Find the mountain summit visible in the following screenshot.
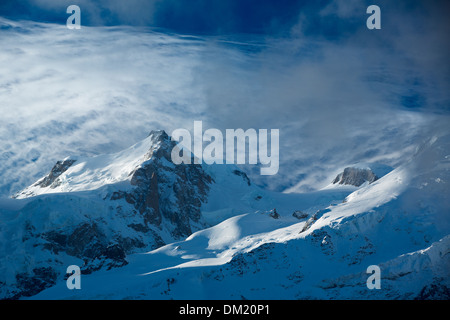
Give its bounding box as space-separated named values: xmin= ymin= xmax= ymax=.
xmin=15 ymin=130 xmax=175 ymax=198
xmin=1 ymin=130 xmax=263 ymax=299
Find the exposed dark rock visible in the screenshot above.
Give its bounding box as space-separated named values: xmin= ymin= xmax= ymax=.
xmin=42 ymin=230 xmax=68 ymax=254
xmin=41 ymin=222 xmax=129 ymax=276
xmin=127 ymin=223 xmax=150 ymax=233
xmin=292 ymin=210 xmax=308 ymax=220
xmin=299 ymin=212 xmax=319 ymax=233
xmin=227 ymin=243 xmax=277 ymax=276
xmin=14 ymin=267 xmax=57 ymax=299
xmin=269 ymin=208 xmax=280 ymax=219
xmin=22 ymin=220 xmax=36 ymax=242
xmin=416 ymin=280 xmax=450 ymax=300
xmin=232 ymin=169 xmax=251 ymax=186
xmin=66 ymin=222 xmax=105 ymax=258
xmin=310 ymin=229 xmax=335 ymax=256
xmin=111 ymin=130 xmax=213 ymax=239
xmin=332 ymin=167 xmax=378 ymax=187
xmin=37 ymin=159 xmax=76 ymax=188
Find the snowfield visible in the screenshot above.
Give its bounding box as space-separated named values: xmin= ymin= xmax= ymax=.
xmin=0 ymin=131 xmax=446 ymax=300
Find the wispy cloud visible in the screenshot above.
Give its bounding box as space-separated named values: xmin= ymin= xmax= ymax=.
xmin=0 ymin=1 xmax=449 ymax=195
xmin=0 ymin=19 xmax=209 ymax=195
xmin=187 ymin=0 xmax=450 ymax=191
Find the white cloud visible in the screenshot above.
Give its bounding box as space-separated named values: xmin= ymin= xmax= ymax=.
xmin=0 ymin=19 xmax=208 ymax=195
xmin=0 ymin=16 xmax=447 ymax=196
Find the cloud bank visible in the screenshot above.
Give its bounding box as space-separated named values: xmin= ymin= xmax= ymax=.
xmin=0 ymin=1 xmax=449 ymax=195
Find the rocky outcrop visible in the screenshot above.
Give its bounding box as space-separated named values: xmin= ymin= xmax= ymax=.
xmin=332 ymin=167 xmax=378 ymax=187
xmin=12 ymin=267 xmax=57 ymax=300
xmin=36 ymin=159 xmax=76 ymax=188
xmin=292 ymin=210 xmax=308 ymax=220
xmin=232 ymin=169 xmax=251 ymax=186
xmin=43 ymin=223 xmax=129 ymax=272
xmin=110 ymin=130 xmax=213 ymax=239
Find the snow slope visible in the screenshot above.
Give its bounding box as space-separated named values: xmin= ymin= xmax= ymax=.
xmin=14 ymin=132 xmax=170 ymax=198
xmin=26 ymin=133 xmax=450 ymax=300
xmin=1 ymin=130 xmax=277 ymax=299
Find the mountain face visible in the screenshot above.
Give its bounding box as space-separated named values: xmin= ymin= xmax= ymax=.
xmin=1 ymin=131 xmax=449 ymax=300
xmin=0 ymin=130 xmax=262 ymax=299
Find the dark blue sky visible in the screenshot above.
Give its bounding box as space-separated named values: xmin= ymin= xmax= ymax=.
xmin=1 ymin=0 xmax=449 ymax=114
xmin=1 ymin=0 xmax=447 ymax=38
xmin=0 ymin=0 xmax=333 ymax=35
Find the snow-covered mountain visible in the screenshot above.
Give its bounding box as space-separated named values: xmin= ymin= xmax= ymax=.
xmin=1 ymin=131 xmax=449 ymax=300
xmin=0 ymin=130 xmax=270 ymax=299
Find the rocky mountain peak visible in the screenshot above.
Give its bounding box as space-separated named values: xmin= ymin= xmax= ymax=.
xmin=144 ymin=130 xmax=174 ymax=162
xmin=148 ymin=129 xmax=169 ymax=140
xmin=2 ymin=129 xmax=263 ymax=299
